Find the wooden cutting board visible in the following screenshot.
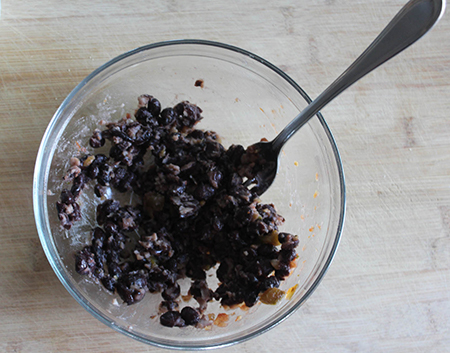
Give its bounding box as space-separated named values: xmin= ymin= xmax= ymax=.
xmin=1 ymin=1 xmax=449 ymax=352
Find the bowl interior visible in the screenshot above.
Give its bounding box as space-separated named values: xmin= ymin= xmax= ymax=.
xmin=34 ymin=41 xmax=344 ymax=349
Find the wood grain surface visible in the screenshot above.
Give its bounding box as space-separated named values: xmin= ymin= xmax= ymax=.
xmin=1 ymin=0 xmax=449 ymax=352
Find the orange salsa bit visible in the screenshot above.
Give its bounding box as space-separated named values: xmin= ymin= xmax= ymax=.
xmin=214 ymin=313 xmax=229 ymax=327
xmin=286 ymin=284 xmax=299 ymax=300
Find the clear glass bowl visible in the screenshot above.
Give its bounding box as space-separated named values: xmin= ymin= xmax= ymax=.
xmin=33 ymin=40 xmax=345 ymax=350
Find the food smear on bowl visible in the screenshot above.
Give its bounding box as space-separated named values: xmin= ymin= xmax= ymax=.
xmin=194 ymin=79 xmax=204 ymax=88
xmin=285 ymin=284 xmax=299 ymax=300
xmin=56 ymin=94 xmax=300 ymax=328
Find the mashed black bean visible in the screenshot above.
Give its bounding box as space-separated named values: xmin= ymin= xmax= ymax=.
xmin=57 ymin=95 xmax=299 ymax=328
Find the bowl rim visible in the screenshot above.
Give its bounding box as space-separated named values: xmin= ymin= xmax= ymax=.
xmin=33 ymin=39 xmax=346 ymax=350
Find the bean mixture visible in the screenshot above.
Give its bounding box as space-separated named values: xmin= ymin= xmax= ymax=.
xmin=57 ymin=95 xmax=299 ymax=328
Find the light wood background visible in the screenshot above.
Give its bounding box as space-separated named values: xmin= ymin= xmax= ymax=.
xmin=1 ymin=0 xmax=449 ymax=352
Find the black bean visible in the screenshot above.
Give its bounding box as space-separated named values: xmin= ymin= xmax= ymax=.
xmin=180 ymin=306 xmax=200 ymax=325
xmin=92 ymin=244 xmax=105 ymax=265
xmin=160 ymin=311 xmax=185 ymax=328
xmin=260 ymin=258 xmax=274 ymax=277
xmin=117 ymin=206 xmax=141 ymax=231
xmin=188 ymin=129 xmax=204 ymax=139
xmin=207 ymin=168 xmax=223 ymax=189
xmin=240 ymin=247 xmax=258 ymax=262
xmin=217 ymin=258 xmax=233 ymax=282
xmin=280 ymin=248 xmax=296 ymax=262
xmin=117 ymin=171 xmax=135 ymax=193
xmin=106 ymin=249 xmax=120 ymax=264
xmin=108 ymin=262 xmax=122 ymax=277
xmin=244 ymin=291 xmax=259 ymax=307
xmin=70 ymin=202 xmax=81 ymax=222
xmin=120 ymin=262 xmax=131 ymax=273
xmin=90 ymin=129 xmax=105 ymax=148
xmin=186 ymin=264 xmax=206 ymax=280
xmin=87 ymin=165 xmax=99 ymax=179
xmin=75 ymin=247 xmax=96 ymax=275
xmin=94 ymin=184 xmax=106 ymax=198
xmin=204 ymin=141 xmax=225 ymax=159
xmin=147 ymin=96 xmax=161 ymax=116
xmin=93 ymin=267 xmax=105 ymax=279
xmin=275 ymin=262 xmax=291 ymax=280
xmin=60 ymin=189 xmax=74 ymax=204
xmin=116 ymin=283 xmax=146 ymax=305
xmin=71 ymin=173 xmax=87 ymax=198
xmin=109 ymin=144 xmax=122 ymax=161
xmin=194 ymin=184 xmax=215 ymax=201
xmin=97 ymin=164 xmax=112 ymax=186
xmin=162 ymin=283 xmax=181 ymax=301
xmin=281 ymin=235 xmax=299 ymax=250
xmin=173 ymin=101 xmax=202 ymax=128
xmin=257 ymin=244 xmax=278 ymax=258
xmin=56 ymin=201 xmax=65 ymax=214
xmin=92 ymin=227 xmax=106 ymax=243
xmin=104 ymin=219 xmax=120 ymax=235
xmin=278 ymin=232 xmax=289 ymax=243
xmin=229 ymin=173 xmax=243 ymax=187
xmin=135 ymin=107 xmax=156 ymax=126
xmin=246 ymin=260 xmax=263 ymax=277
xmin=259 ymin=276 xmax=280 ymax=291
xmin=95 ymin=154 xmax=108 ymax=164
xmin=101 ymin=275 xmax=116 ymax=292
xmin=96 ymin=200 xmax=120 ymax=225
xmin=113 ymin=166 xmax=127 ymax=180
xmin=58 ymin=212 xmax=71 ymax=230
xmin=242 ymin=271 xmax=259 ymax=286
xmin=158 ymin=107 xmax=177 ymax=126
xmin=212 ymin=216 xmax=223 ymax=232
xmin=190 ymin=280 xmax=213 ymax=303
xmin=226 ymin=144 xmax=245 ymax=166
xmin=170 ymin=193 xmax=200 ymax=218
xmin=234 ymin=206 xmax=253 ymax=226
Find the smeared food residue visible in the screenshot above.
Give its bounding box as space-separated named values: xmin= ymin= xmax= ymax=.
xmin=195 ymin=79 xmax=204 ymax=88
xmin=214 ymin=313 xmax=229 ymax=327
xmin=286 ymin=284 xmax=299 ymax=300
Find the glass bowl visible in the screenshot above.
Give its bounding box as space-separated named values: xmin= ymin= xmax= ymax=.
xmin=33 ymin=40 xmax=345 ymax=350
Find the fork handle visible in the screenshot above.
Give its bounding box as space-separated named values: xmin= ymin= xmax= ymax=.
xmin=272 ymin=0 xmax=445 ymax=152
